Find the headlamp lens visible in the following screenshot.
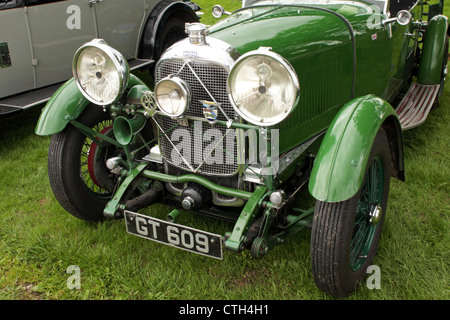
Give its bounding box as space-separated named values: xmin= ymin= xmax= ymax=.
xmin=155 ymin=77 xmax=190 ymax=117
xmin=73 ymin=40 xmax=129 ymax=105
xmin=228 ymin=49 xmax=299 ymax=126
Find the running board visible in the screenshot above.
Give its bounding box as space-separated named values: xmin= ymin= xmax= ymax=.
xmin=0 ymin=83 xmax=63 ymax=116
xmin=395 ymin=83 xmax=440 ymax=130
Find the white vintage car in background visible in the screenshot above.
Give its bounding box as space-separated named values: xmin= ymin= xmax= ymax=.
xmin=0 ymin=0 xmax=200 ymax=116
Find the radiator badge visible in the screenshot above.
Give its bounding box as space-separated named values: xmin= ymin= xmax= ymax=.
xmin=201 ymin=100 xmax=220 ymax=123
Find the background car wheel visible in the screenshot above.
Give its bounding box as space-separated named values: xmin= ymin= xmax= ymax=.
xmin=154 ymin=17 xmax=189 ymax=62
xmin=310 ymin=128 xmax=391 ymax=297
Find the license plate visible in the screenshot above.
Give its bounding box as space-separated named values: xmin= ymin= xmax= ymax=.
xmin=124 ymin=211 xmax=223 ymax=260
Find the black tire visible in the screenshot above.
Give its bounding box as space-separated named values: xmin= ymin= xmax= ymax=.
xmin=48 ymin=106 xmax=155 ymax=222
xmin=48 ymin=106 xmax=117 ymax=222
xmin=310 ymin=128 xmax=391 ymax=297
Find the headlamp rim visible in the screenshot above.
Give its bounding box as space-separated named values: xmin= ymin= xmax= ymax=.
xmin=154 ymin=76 xmax=191 ymax=118
xmin=73 ymin=39 xmax=130 ymax=106
xmin=227 ymin=48 xmax=300 ymax=127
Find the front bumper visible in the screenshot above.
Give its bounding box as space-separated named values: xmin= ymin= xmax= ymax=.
xmin=103 ymin=161 xmax=313 ymax=259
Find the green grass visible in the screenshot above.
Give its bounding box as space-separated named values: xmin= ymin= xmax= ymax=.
xmin=0 ymin=0 xmax=448 ymax=301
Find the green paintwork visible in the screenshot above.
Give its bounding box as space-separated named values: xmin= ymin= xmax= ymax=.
xmin=103 ymin=162 xmax=148 ymax=219
xmin=208 ymin=1 xmax=409 ymax=203
xmin=428 ymin=0 xmax=445 ymax=20
xmin=113 ymin=114 xmax=147 ymax=146
xmin=35 ymin=74 xmax=149 ymax=136
xmin=127 ymin=84 xmax=150 ymax=101
xmin=210 ymin=3 xmax=354 ymax=152
xmin=166 ymin=209 xmax=180 ymax=223
xmin=139 ymin=169 xmax=254 ymax=200
xmin=283 ymin=208 xmax=314 ymax=237
xmin=417 ymin=14 xmax=449 ymax=85
xmin=224 ymin=185 xmax=268 ymax=252
xmin=308 ymin=94 xmax=400 ymax=202
xmin=209 ymin=0 xmax=409 ymax=154
xmin=70 ymin=118 xmax=122 ymax=148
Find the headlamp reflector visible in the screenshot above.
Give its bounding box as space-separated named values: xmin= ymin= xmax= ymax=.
xmin=154 ymin=76 xmax=191 ymax=118
xmin=228 ymin=49 xmax=299 ymax=126
xmin=73 ymin=39 xmax=129 ymax=105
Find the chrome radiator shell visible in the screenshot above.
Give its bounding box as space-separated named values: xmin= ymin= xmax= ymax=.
xmin=154 ymin=36 xmax=242 ymax=176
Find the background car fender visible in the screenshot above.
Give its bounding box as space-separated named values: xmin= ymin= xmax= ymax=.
xmin=308 ymin=94 xmax=404 ymax=203
xmin=35 ymin=74 xmax=149 ymax=136
xmin=417 ymin=14 xmax=449 ymax=85
xmin=138 ymin=0 xmax=200 ymax=61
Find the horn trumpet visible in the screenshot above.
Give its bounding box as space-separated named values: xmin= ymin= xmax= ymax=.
xmin=113 ymin=115 xmax=147 ymax=146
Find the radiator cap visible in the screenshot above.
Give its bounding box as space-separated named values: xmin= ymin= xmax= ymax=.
xmin=185 ymin=23 xmax=208 ymax=45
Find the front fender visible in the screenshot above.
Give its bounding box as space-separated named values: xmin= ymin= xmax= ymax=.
xmin=35 ymin=74 xmax=148 ymax=136
xmin=308 ymin=95 xmax=403 ymax=202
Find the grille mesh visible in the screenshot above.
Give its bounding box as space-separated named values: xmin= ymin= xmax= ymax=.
xmin=155 ymin=59 xmax=238 ymax=176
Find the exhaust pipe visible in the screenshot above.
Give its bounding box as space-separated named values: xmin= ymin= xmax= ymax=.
xmin=166 ymin=209 xmax=180 ymax=223
xmin=125 ymin=188 xmax=161 ymax=212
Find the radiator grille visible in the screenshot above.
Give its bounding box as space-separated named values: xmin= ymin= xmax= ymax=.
xmin=155 ymin=59 xmax=239 ymax=176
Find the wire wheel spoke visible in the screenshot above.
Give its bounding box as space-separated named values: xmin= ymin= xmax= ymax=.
xmin=79 ymin=119 xmax=114 ymax=196
xmin=350 ymin=155 xmax=384 ymax=270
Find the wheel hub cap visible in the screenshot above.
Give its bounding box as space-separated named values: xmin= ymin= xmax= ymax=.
xmin=369 ymin=204 xmax=382 ymax=226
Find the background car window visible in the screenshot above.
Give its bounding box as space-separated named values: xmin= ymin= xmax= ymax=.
xmin=0 ymin=0 xmax=21 ymax=10
xmin=23 ymin=0 xmax=60 ymax=5
xmin=23 ymin=0 xmax=39 ymax=5
xmin=0 ymin=0 xmax=63 ymax=9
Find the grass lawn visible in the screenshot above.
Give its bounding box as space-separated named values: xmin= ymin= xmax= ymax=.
xmin=0 ymin=0 xmax=448 ymax=303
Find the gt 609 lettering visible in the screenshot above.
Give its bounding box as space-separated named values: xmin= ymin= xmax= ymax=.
xmin=125 ymin=211 xmax=223 ymax=259
xmin=167 ymin=226 xmax=210 ymax=253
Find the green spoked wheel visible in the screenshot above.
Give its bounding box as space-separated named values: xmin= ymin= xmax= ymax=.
xmin=310 ymin=128 xmax=391 ymax=297
xmin=350 ymin=155 xmax=385 ymax=271
xmin=48 ymin=106 xmax=120 ymax=221
xmin=48 ymin=105 xmax=153 ymax=222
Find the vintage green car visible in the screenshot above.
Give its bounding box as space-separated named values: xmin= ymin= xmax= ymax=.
xmin=35 ymin=0 xmax=448 ymax=297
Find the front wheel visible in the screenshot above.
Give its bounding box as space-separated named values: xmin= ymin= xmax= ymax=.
xmin=47 ymin=106 xmax=153 ymax=222
xmin=48 ymin=106 xmax=118 ymax=221
xmin=310 ymin=128 xmax=391 ymax=297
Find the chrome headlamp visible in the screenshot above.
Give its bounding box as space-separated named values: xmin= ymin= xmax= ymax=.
xmin=154 ymin=76 xmax=191 ymax=118
xmin=228 ymin=48 xmax=300 ymax=126
xmin=73 ymin=39 xmax=129 ymax=105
